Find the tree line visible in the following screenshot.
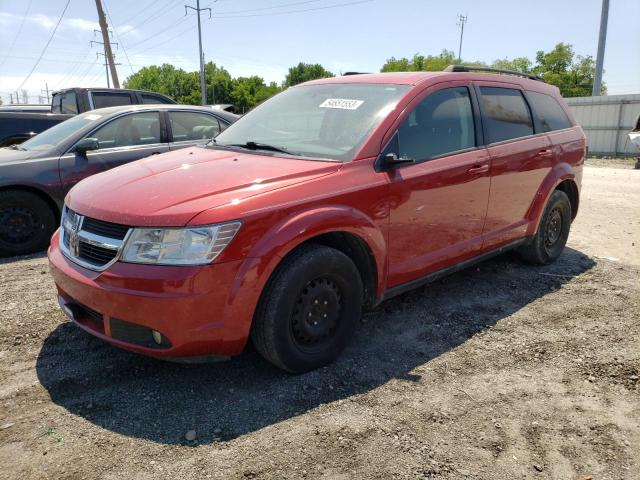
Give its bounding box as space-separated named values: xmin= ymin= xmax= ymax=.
xmin=123 ymin=43 xmax=603 ymax=110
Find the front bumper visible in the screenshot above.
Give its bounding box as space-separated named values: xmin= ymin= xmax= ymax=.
xmin=48 ymin=229 xmax=251 ymax=358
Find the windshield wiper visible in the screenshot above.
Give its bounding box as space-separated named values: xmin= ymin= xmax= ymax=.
xmin=219 ymin=140 xmax=299 ymax=156
xmin=8 ymin=144 xmax=25 ymax=151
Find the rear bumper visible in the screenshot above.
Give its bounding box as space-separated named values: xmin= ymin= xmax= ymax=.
xmin=48 ymin=229 xmax=254 ymax=358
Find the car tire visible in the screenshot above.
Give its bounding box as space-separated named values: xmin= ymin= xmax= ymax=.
xmin=251 ymin=243 xmax=363 ymax=373
xmin=0 ymin=190 xmax=57 ymax=257
xmin=519 ymin=189 xmax=572 ymax=265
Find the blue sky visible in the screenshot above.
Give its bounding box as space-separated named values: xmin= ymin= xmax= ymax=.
xmin=0 ymin=0 xmax=638 ymax=104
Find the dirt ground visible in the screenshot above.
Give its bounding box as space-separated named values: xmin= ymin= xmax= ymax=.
xmin=0 ymin=165 xmax=638 ymax=480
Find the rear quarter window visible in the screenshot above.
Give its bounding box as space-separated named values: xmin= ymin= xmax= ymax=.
xmin=527 ymin=91 xmax=572 ymax=132
xmin=479 ymin=87 xmax=534 ymax=143
xmin=91 ymin=92 xmax=134 ymax=109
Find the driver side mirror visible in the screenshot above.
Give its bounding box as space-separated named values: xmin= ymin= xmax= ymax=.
xmin=75 ymin=137 xmax=99 ymax=155
xmin=376 ymin=133 xmax=414 ymax=171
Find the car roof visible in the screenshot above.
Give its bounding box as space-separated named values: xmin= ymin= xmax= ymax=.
xmin=301 ymin=71 xmax=560 ymax=95
xmin=81 ymin=104 xmax=240 ymax=121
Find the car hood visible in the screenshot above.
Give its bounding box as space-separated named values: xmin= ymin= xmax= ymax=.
xmin=67 ymin=147 xmax=341 ymax=226
xmin=0 ymin=147 xmax=39 ymax=164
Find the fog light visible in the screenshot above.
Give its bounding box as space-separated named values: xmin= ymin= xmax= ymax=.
xmin=151 ymin=330 xmax=163 ymax=345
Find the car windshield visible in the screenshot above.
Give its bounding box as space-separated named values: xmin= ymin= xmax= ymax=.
xmin=213 ymin=83 xmax=410 ymax=161
xmin=19 ymin=112 xmax=104 ymax=152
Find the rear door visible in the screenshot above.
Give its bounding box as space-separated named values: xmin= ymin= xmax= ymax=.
xmin=475 ymin=82 xmax=553 ymax=249
xmin=386 ymin=83 xmax=491 ymax=287
xmin=58 ymin=111 xmax=169 ymax=192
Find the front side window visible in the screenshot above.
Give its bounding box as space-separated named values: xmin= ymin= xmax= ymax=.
xmin=479 ymin=87 xmax=534 ymax=143
xmin=20 ymin=112 xmax=102 ymax=151
xmin=91 ymin=92 xmax=133 ymax=109
xmin=169 ymin=112 xmax=221 ymax=141
xmin=214 ymin=83 xmax=410 ymax=161
xmin=60 ymin=91 xmax=78 ymax=114
xmin=89 ymin=112 xmax=161 ymax=149
xmin=398 ymin=87 xmax=475 ymax=161
xmin=527 ymin=91 xmax=572 ymax=132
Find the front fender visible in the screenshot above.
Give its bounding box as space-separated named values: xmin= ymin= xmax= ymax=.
xmin=525 ymin=162 xmax=576 ymax=236
xmin=218 ymin=205 xmax=387 ymax=352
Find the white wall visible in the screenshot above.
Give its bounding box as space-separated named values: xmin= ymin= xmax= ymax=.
xmin=566 ymin=94 xmax=640 ymax=157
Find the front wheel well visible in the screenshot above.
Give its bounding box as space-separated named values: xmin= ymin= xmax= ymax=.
xmin=294 ymin=232 xmax=378 ymax=310
xmin=554 ymin=179 xmax=579 ymax=221
xmin=0 ymin=185 xmax=61 ymax=225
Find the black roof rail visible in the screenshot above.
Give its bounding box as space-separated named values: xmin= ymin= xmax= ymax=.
xmin=443 ymin=64 xmax=545 ymax=82
xmin=343 ymin=71 xmax=369 ymax=76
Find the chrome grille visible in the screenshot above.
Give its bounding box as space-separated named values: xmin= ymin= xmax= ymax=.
xmin=60 ymin=206 xmax=130 ymax=271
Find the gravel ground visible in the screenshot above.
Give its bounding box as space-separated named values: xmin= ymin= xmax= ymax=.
xmin=0 ymin=165 xmax=638 ymax=480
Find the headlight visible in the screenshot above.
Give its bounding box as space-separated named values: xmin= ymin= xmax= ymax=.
xmin=120 ymin=221 xmax=241 ymax=265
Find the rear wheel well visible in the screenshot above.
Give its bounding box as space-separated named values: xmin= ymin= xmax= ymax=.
xmin=0 ymin=185 xmax=60 ymax=225
xmin=296 ymin=232 xmax=378 ymax=310
xmin=555 ymin=180 xmax=579 ymax=220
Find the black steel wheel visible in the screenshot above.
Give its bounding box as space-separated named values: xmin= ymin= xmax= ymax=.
xmin=251 ymin=244 xmax=363 ymax=373
xmin=0 ymin=190 xmax=57 ymax=257
xmin=519 ymin=189 xmax=572 ymax=265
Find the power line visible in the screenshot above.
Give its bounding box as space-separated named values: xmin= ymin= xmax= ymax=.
xmin=213 ymin=0 xmax=375 ymax=18
xmin=0 ymin=0 xmax=34 ymax=69
xmin=16 ymin=0 xmax=71 ymax=91
xmin=215 ymin=0 xmax=322 ymax=15
xmin=103 ymin=0 xmax=135 ymax=75
xmin=119 ymin=0 xmax=178 ymax=37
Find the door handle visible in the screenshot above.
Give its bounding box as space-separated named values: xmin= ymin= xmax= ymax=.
xmin=467 ymin=164 xmax=490 ymax=174
xmin=536 ymin=149 xmax=553 ymax=158
xmin=150 ymin=152 xmax=161 ymax=155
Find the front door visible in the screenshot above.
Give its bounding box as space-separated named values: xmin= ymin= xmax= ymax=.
xmin=386 ymin=84 xmax=491 ymax=288
xmin=59 ymin=111 xmax=169 ymax=193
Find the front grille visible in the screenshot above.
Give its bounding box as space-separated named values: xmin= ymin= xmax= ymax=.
xmin=60 ymin=206 xmax=130 ymax=271
xmin=78 ymin=242 xmax=118 ymax=265
xmin=82 ymin=217 xmax=129 ymax=240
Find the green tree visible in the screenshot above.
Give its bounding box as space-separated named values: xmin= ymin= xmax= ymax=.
xmin=532 ymin=43 xmax=604 ymax=96
xmin=381 ymin=50 xmax=481 ymax=72
xmin=123 ymin=64 xmax=200 ymax=104
xmin=284 ymin=62 xmax=333 ymax=87
xmin=491 ymin=57 xmax=533 ymax=73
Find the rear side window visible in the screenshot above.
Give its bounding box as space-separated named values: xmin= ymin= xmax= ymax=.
xmin=60 ymin=91 xmax=78 ymax=114
xmin=141 ymin=93 xmax=173 ymax=104
xmin=398 ymin=86 xmax=475 ymax=161
xmin=91 ymin=92 xmax=134 ymax=109
xmin=89 ymin=112 xmax=161 ymax=149
xmin=479 ymin=87 xmax=533 ymax=143
xmin=169 ymin=111 xmax=221 ymax=141
xmin=527 ymin=91 xmax=571 ymax=132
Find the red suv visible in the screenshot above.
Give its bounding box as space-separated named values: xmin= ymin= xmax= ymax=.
xmin=48 ymin=67 xmax=585 ymax=372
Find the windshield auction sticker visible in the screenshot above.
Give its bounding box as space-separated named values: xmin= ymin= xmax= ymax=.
xmin=319 ymin=98 xmax=364 ymax=110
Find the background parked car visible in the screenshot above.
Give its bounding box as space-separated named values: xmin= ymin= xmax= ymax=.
xmin=0 ymin=87 xmax=176 ymax=148
xmin=0 ymin=104 xmax=238 ymax=257
xmin=0 ymin=104 xmax=51 ymax=113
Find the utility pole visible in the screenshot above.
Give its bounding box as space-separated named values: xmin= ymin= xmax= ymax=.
xmin=94 ymin=0 xmax=120 ymax=88
xmin=41 ymin=82 xmax=50 ymax=103
xmin=92 ymin=34 xmax=119 ymax=88
xmin=185 ymin=0 xmax=211 ymax=105
xmin=456 ymin=14 xmax=468 ymax=64
xmin=592 ymin=0 xmax=609 ymax=96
